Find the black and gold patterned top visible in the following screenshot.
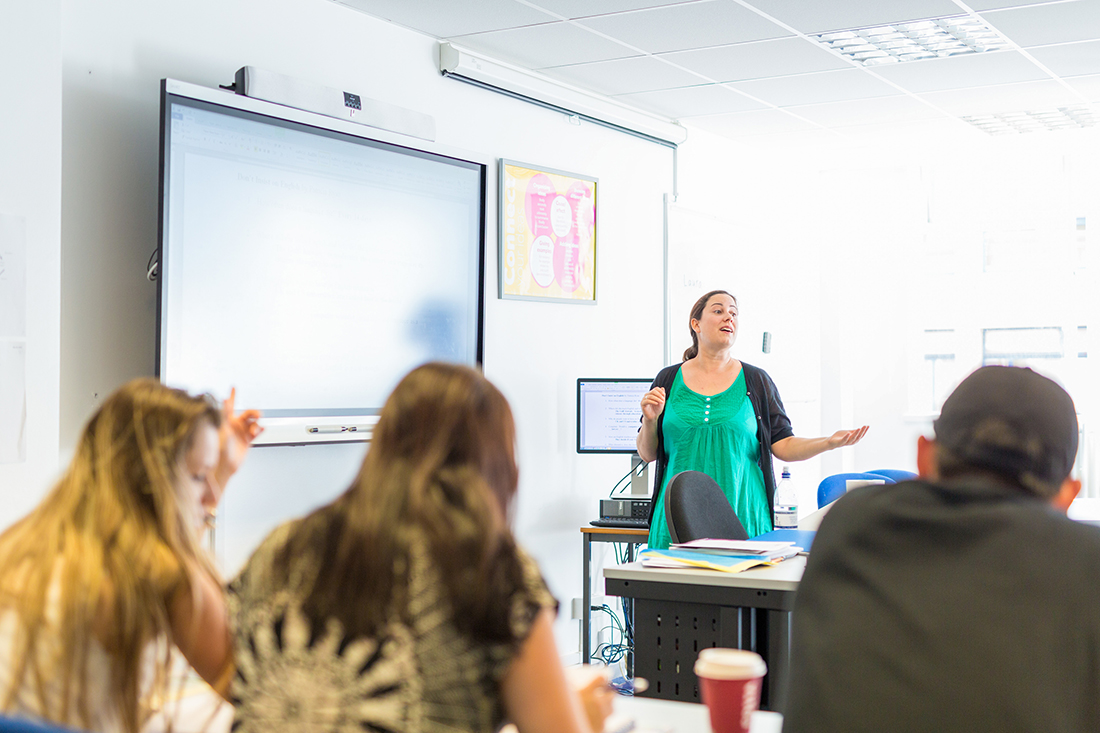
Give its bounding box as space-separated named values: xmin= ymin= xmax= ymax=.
xmin=227 ymin=521 xmax=556 ymax=733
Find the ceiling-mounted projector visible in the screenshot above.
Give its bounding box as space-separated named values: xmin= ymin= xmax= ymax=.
xmin=231 ymin=66 xmax=436 ymax=141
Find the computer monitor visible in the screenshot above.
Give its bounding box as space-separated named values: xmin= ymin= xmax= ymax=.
xmin=577 ymin=378 xmax=652 ymax=495
xmin=576 ymin=378 xmax=651 ymax=453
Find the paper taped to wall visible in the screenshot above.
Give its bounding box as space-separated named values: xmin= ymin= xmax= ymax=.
xmin=0 ymin=340 xmax=26 ymax=464
xmin=0 ymin=213 xmax=27 ymax=463
xmin=0 ymin=214 xmax=27 ymax=339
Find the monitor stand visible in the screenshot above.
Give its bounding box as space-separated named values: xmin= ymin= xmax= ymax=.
xmin=630 ymin=453 xmax=650 ymax=496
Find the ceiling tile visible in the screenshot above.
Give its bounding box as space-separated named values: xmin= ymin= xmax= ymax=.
xmin=828 ymin=117 xmax=974 ymax=146
xmin=786 ymin=95 xmax=943 ymax=127
xmin=541 ymin=55 xmax=708 ymax=95
xmin=732 ymin=127 xmax=846 ymax=148
xmin=660 ymin=36 xmax=850 ymax=82
xmin=729 ymin=68 xmax=899 ymax=107
xmin=455 ymin=22 xmax=638 ymax=68
xmin=966 ymin=0 xmax=1064 ymax=10
xmin=576 ymin=0 xmax=791 ymax=54
xmin=1063 ymin=73 xmax=1100 ymax=101
xmin=530 ymin=0 xmax=700 ymax=19
xmin=331 ymin=0 xmax=558 ymax=36
xmin=614 ymin=84 xmax=768 ymax=117
xmin=918 ymin=79 xmax=1086 ymax=116
xmin=871 ymin=51 xmax=1050 ymax=93
xmin=981 ymin=1 xmax=1100 ymax=47
xmin=744 ymin=0 xmax=962 ymax=34
xmin=1028 ymin=40 xmax=1100 ymax=78
xmin=684 ymin=108 xmax=821 ymax=137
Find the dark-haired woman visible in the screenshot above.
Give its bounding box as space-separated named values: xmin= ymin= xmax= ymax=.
xmin=637 ymin=291 xmax=868 ymax=549
xmin=228 ymin=362 xmax=610 ymax=733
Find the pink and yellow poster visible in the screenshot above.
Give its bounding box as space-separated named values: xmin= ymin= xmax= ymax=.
xmin=499 ymin=160 xmax=597 ymax=303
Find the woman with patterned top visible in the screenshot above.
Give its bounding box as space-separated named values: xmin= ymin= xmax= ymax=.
xmin=637 ymin=290 xmax=869 ymax=549
xmin=228 ymin=362 xmax=612 ymax=733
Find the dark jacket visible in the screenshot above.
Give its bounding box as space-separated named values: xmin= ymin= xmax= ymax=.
xmin=784 ymin=477 xmax=1100 ymax=732
xmin=644 ymin=361 xmax=794 ymax=524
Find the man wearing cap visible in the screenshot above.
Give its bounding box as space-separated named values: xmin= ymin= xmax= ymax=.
xmin=783 ymin=366 xmax=1097 ymax=733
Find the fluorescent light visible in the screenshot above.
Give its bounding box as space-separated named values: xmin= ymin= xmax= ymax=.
xmin=962 ymin=104 xmax=1099 ymax=135
xmin=813 ymin=15 xmax=1009 ymax=66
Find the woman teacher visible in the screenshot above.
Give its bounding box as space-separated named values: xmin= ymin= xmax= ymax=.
xmin=637 ymin=290 xmax=868 ymax=549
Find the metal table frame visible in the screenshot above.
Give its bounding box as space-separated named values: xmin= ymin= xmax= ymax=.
xmin=581 ymin=527 xmax=648 ymax=663
xmin=604 ymin=557 xmax=804 ymax=711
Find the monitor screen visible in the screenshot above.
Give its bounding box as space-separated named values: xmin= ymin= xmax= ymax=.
xmin=156 ymin=80 xmax=485 ymax=434
xmin=577 ymin=378 xmax=651 ymax=453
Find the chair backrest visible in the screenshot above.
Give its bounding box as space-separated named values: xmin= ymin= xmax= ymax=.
xmin=816 ymin=472 xmax=896 ymax=510
xmin=664 ymin=470 xmax=748 ymax=543
xmin=867 ymin=468 xmax=918 ymax=483
xmin=0 ymin=716 xmax=86 ymax=733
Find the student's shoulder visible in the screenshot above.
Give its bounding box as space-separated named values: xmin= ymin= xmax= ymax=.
xmin=809 ymin=482 xmax=913 ymax=552
xmin=820 ymin=480 xmax=904 ymax=524
xmin=1044 ymin=509 xmax=1100 ymax=554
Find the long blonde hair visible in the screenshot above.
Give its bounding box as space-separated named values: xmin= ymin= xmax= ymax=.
xmin=0 ymin=378 xmax=222 ymax=733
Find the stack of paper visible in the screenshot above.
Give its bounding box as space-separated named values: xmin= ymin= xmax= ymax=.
xmin=640 ymin=540 xmax=800 ymax=573
xmin=670 ymin=539 xmax=798 ymax=555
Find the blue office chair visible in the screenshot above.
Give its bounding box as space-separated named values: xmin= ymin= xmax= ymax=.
xmin=816 ymin=472 xmax=895 ymax=510
xmin=664 ymin=470 xmax=748 ymax=543
xmin=0 ymin=715 xmax=87 ymax=733
xmin=868 ymin=468 xmax=918 ymax=483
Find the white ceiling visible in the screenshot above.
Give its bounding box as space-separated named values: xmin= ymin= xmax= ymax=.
xmin=331 ymin=0 xmax=1100 ymax=143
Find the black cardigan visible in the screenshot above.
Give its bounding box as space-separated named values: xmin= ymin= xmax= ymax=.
xmin=643 ymin=361 xmax=794 ymax=525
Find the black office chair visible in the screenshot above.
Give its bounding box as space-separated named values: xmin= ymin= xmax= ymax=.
xmin=664 ymin=470 xmax=748 ymax=543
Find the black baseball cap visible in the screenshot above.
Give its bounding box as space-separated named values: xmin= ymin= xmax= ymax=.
xmin=933 ymin=366 xmax=1079 ymax=497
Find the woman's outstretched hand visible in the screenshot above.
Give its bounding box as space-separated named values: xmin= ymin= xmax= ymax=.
xmin=826 ymin=425 xmax=869 ymax=449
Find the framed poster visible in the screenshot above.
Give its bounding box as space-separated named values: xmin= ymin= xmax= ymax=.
xmin=499 ymin=159 xmax=598 ymax=304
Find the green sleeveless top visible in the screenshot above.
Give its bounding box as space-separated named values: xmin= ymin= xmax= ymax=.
xmin=647 ymin=368 xmax=772 ymax=550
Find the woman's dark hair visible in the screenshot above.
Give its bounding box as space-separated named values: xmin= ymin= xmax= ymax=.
xmin=683 ymin=290 xmax=736 ymax=361
xmin=280 ymin=362 xmax=525 ymax=643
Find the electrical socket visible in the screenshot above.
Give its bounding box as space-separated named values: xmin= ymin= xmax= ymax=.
xmin=571 ymin=597 xmax=584 ymax=620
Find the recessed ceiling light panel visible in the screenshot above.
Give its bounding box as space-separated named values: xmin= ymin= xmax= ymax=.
xmin=962 ymin=104 xmax=1099 ymax=135
xmin=813 ymin=16 xmax=1009 ymax=67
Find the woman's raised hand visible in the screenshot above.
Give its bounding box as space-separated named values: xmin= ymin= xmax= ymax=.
xmin=640 ymin=386 xmax=667 ymax=422
xmin=214 ymin=388 xmax=263 ymax=490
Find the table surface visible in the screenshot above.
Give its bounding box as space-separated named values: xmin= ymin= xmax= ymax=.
xmin=611 ymin=695 xmax=783 ymax=733
xmin=604 ymin=556 xmax=805 ymax=591
xmin=582 ymin=526 xmax=651 ymax=537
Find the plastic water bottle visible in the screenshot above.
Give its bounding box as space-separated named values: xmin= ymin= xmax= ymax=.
xmin=773 ymin=466 xmax=798 ymax=530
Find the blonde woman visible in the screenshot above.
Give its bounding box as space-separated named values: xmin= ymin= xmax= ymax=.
xmin=0 ymin=378 xmax=261 ymax=732
xmin=229 ymin=363 xmax=611 ymax=733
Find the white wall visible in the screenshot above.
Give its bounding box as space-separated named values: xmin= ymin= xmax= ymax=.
xmin=56 ymin=0 xmax=671 ymax=657
xmin=676 ymin=123 xmax=1100 ymax=511
xmin=0 ymin=1 xmax=62 ymax=528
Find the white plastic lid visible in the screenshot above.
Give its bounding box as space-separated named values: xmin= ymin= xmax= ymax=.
xmin=694 ymin=648 xmax=767 ymax=680
xmin=781 ymin=466 xmax=791 ymax=478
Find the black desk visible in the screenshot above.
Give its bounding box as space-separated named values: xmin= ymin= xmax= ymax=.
xmin=604 ymin=557 xmax=804 ymax=711
xmin=581 ymin=526 xmax=648 ymax=662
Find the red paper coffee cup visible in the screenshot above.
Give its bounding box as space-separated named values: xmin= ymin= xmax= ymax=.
xmin=694 ymin=649 xmax=767 ymax=733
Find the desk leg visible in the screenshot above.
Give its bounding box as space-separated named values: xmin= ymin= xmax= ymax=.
xmin=765 ymin=609 xmax=791 ymax=713
xmin=582 ymin=534 xmax=592 ymax=663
